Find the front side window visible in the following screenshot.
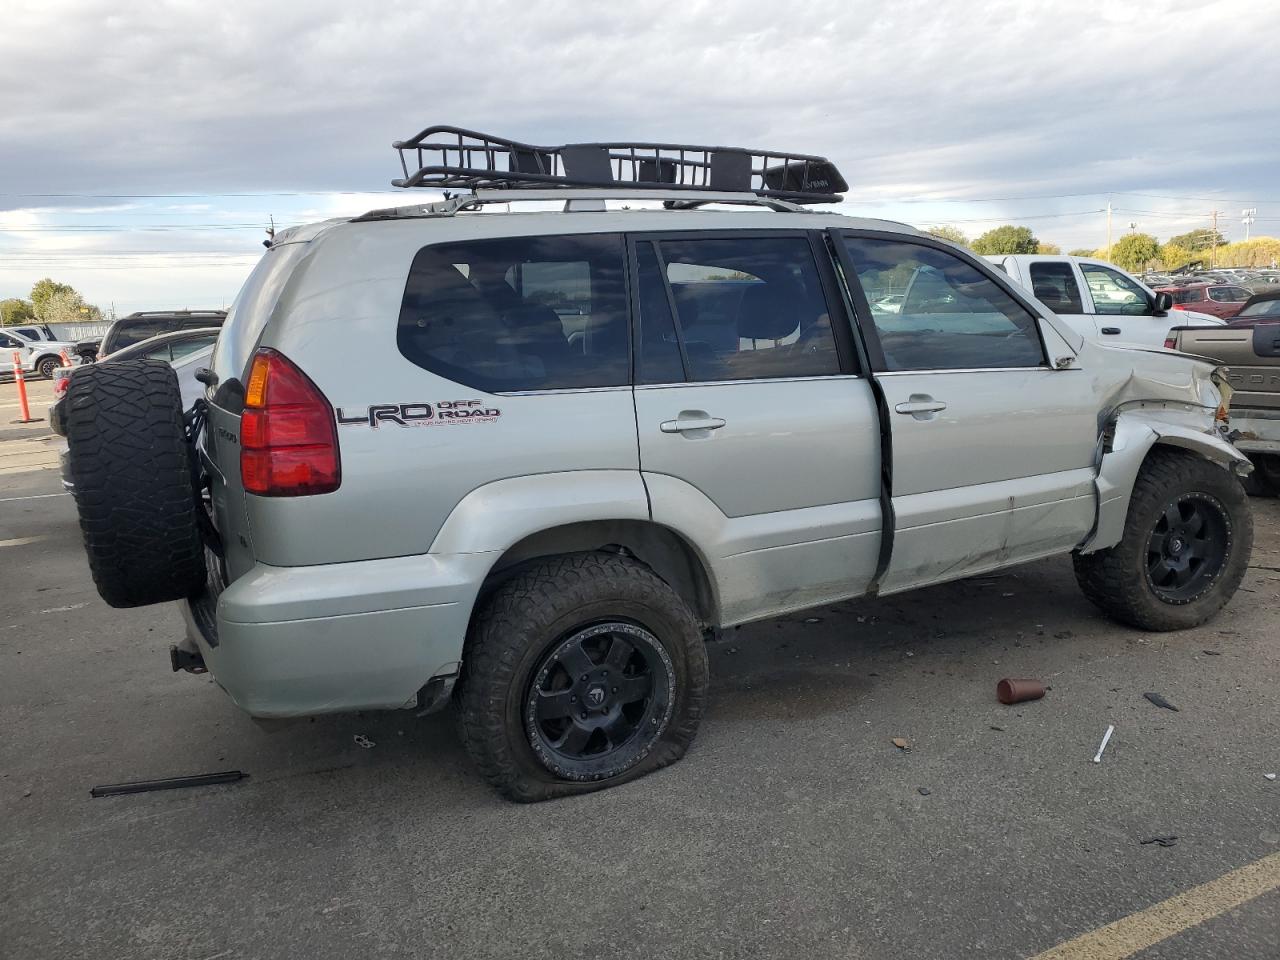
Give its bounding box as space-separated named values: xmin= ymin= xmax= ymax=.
xmin=1027 ymin=262 xmax=1084 ymax=314
xmin=398 ymin=234 xmax=629 ymax=392
xmin=1079 ymin=263 xmax=1152 ymax=315
xmin=0 ymin=333 xmax=23 ymax=349
xmin=840 ymin=236 xmax=1045 ymax=371
xmin=636 ymin=235 xmax=839 ymax=383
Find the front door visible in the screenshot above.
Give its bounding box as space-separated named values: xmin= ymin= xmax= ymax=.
xmin=1077 ymin=259 xmax=1171 ymax=347
xmin=630 ymin=231 xmax=884 ymax=625
xmin=835 ymin=232 xmax=1100 ymax=595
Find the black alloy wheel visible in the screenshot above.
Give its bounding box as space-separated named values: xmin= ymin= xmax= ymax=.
xmin=525 ymin=621 xmax=674 ymax=779
xmin=1145 ymin=492 xmax=1230 ymax=603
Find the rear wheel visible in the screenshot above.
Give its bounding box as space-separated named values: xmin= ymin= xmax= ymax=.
xmin=457 ymin=552 xmax=708 ymax=802
xmin=65 ymin=359 xmax=206 ymax=608
xmin=1073 ymin=448 xmax=1252 ymax=631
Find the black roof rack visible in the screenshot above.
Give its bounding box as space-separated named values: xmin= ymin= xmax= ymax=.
xmin=391 ymin=125 xmax=847 ymax=204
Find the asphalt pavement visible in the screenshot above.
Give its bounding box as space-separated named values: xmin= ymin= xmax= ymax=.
xmin=2 ymin=377 xmax=1278 ymax=959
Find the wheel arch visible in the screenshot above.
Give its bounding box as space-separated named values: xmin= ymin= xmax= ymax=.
xmin=475 ymin=519 xmax=721 ymax=629
xmin=1078 ymin=410 xmax=1252 ymax=554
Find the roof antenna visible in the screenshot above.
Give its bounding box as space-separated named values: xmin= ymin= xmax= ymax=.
xmin=263 ymin=215 xmax=276 ymax=249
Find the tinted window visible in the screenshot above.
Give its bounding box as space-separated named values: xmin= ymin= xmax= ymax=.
xmin=1208 ymin=286 xmax=1250 ymax=302
xmin=398 ymin=234 xmax=629 ymax=392
xmin=1167 ymin=288 xmax=1201 ymax=305
xmin=109 ymin=317 xmax=173 ymax=352
xmin=14 ymin=327 xmax=42 ymax=341
xmin=1079 ymin=263 xmax=1151 ymax=315
xmin=841 ymin=236 xmax=1045 ymax=371
xmin=1027 ymin=262 xmax=1084 ymax=314
xmin=634 ymin=243 xmax=685 ymax=385
xmin=646 ymin=236 xmax=839 ymax=382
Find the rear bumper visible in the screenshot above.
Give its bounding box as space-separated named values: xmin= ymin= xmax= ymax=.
xmin=1231 ymin=410 xmax=1280 ymax=455
xmin=181 ymin=550 xmax=495 ymax=718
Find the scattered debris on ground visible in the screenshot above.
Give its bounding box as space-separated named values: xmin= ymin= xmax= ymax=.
xmin=891 ymin=737 xmax=911 ymax=751
xmin=90 ymin=770 xmax=248 ymax=798
xmin=1143 ymin=692 xmax=1180 ymax=711
xmin=1092 ymin=725 xmax=1115 ymax=763
xmin=917 ymin=787 xmax=931 ymax=796
xmin=353 ymin=735 xmax=376 ymax=749
xmin=997 ymin=678 xmax=1045 ymax=705
xmin=1140 ymin=835 xmax=1178 ymax=847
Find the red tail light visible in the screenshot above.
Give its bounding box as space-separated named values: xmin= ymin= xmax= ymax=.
xmin=1163 ymin=335 xmax=1178 ymax=349
xmin=240 ymin=349 xmax=340 ymax=496
xmin=1171 ymin=303 xmax=1188 ymax=311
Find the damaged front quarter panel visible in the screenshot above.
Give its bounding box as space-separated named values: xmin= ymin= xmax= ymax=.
xmin=1076 ymin=343 xmax=1252 ymax=555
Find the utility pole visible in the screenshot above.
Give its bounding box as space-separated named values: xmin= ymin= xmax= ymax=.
xmin=1242 ymin=208 xmax=1256 ymax=242
xmin=1105 ymin=199 xmax=1112 ymax=260
xmin=1210 ymin=210 xmax=1219 ymax=268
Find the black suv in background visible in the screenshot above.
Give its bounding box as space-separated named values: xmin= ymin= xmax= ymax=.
xmin=95 ymin=309 xmax=227 ymax=359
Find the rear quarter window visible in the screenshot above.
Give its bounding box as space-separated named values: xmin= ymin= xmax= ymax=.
xmin=397 ymin=233 xmax=629 ymax=392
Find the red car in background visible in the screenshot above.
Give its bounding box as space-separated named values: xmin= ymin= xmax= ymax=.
xmin=1157 ymin=282 xmax=1252 ymax=320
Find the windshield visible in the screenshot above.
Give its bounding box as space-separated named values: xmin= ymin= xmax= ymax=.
xmin=1238 ymin=299 xmax=1280 ymax=319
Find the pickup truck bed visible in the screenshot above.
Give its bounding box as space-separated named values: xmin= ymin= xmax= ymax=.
xmin=1170 ymin=321 xmax=1280 ymax=493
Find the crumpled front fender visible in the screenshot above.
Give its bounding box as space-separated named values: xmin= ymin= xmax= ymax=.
xmin=1077 ymin=408 xmax=1251 ymax=555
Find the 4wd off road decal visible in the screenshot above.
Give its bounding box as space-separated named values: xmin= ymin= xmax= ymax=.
xmin=336 ymin=399 xmax=501 ymax=428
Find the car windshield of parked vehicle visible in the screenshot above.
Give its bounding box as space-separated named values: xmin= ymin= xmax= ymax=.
xmin=1238 ymin=298 xmax=1280 ymax=319
xmin=1079 ymin=263 xmax=1151 ymax=315
xmin=841 ymin=237 xmax=1045 ymax=371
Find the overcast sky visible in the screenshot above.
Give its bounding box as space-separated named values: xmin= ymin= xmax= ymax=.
xmin=2 ymin=0 xmax=1278 ymax=313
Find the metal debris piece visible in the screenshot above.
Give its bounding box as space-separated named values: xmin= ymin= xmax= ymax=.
xmin=1202 ymin=650 xmax=1222 ymax=656
xmin=1092 ymin=725 xmax=1115 ymax=763
xmin=1141 ymin=835 xmax=1178 ymax=847
xmin=90 ymin=770 xmax=248 ymax=798
xmin=917 ymin=787 xmax=931 ymax=796
xmin=353 ymin=734 xmax=376 ymax=749
xmin=1266 ymin=774 xmax=1277 ymax=782
xmin=1141 ymin=691 xmax=1177 ymax=716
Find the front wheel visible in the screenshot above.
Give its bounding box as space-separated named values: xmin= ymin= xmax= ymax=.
xmin=36 ymin=355 xmax=61 ymax=379
xmin=1074 ymin=449 xmax=1252 ymax=631
xmin=457 ymin=552 xmax=708 ymax=802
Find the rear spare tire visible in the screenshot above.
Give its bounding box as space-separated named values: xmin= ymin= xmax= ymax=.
xmin=65 ymin=359 xmax=206 ymax=608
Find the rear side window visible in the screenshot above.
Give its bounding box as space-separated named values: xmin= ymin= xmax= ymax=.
xmin=635 ymin=235 xmax=840 ymax=383
xmin=398 ymin=234 xmax=629 ymax=392
xmin=840 ymin=236 xmax=1045 ymax=372
xmin=1209 ymin=286 xmax=1250 ymax=302
xmin=1027 ymin=262 xmax=1084 ymax=314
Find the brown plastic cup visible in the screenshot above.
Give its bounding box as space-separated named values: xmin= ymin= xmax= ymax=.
xmin=997 ymin=678 xmax=1045 ymax=705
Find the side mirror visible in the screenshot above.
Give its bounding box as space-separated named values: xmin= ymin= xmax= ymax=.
xmin=1152 ymin=291 xmax=1173 ymax=315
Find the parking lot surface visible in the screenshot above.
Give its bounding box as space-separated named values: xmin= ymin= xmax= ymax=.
xmin=2 ymin=378 xmax=1278 ymax=959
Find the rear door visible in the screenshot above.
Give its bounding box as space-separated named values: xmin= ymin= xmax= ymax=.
xmin=1022 ymin=258 xmax=1095 ymax=341
xmin=834 ymin=232 xmax=1099 ymax=595
xmin=631 ymin=231 xmax=883 ymax=624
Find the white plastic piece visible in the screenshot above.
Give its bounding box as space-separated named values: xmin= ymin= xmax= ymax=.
xmin=1092 ymin=724 xmax=1115 ymax=763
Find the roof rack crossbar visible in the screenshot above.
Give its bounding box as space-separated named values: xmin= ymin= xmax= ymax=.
xmin=390 ymin=125 xmax=847 ymax=204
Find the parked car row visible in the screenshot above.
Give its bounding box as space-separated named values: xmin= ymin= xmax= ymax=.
xmin=0 ymin=327 xmax=82 ymax=379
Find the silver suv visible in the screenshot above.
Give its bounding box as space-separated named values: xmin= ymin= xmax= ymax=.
xmin=65 ymin=127 xmax=1255 ymax=801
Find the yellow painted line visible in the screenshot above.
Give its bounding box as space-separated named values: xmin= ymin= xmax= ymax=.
xmin=1029 ymin=850 xmax=1280 ymax=960
xmin=0 ymin=536 xmax=46 ymax=548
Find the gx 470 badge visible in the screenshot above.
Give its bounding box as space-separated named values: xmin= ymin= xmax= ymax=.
xmin=336 ymin=399 xmax=501 ymax=428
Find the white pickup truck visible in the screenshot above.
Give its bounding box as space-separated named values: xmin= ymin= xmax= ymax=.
xmin=986 ymin=255 xmax=1221 ymax=349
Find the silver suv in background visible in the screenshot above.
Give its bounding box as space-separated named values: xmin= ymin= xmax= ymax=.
xmin=64 ymin=127 xmax=1255 ymax=801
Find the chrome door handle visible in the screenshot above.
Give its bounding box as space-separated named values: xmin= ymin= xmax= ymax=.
xmin=660 ymin=416 xmax=726 ymax=434
xmin=894 ymin=399 xmax=947 ymax=415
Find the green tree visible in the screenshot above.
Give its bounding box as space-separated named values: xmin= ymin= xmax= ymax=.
xmin=1168 ymin=228 xmax=1225 ymax=252
xmin=41 ymin=289 xmax=101 ymax=324
xmin=30 ymin=278 xmax=75 ymax=319
xmin=970 ymin=225 xmax=1039 ymax=255
xmin=1068 ymin=248 xmax=1096 ymax=257
xmin=1035 ymin=241 xmax=1062 ymax=255
xmin=1158 ymin=242 xmax=1197 ymax=271
xmin=926 ymin=225 xmax=968 ymax=246
xmin=1108 ymin=232 xmax=1161 ymax=272
xmin=1 ymin=298 xmax=36 ymax=326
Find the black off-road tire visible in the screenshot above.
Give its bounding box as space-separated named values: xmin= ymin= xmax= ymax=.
xmin=36 ymin=355 xmax=61 ymax=379
xmin=1241 ymin=455 xmax=1280 ymax=498
xmin=1073 ymin=448 xmax=1252 ymax=631
xmin=457 ymin=552 xmax=709 ymax=802
xmin=65 ymin=359 xmax=206 ymax=608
